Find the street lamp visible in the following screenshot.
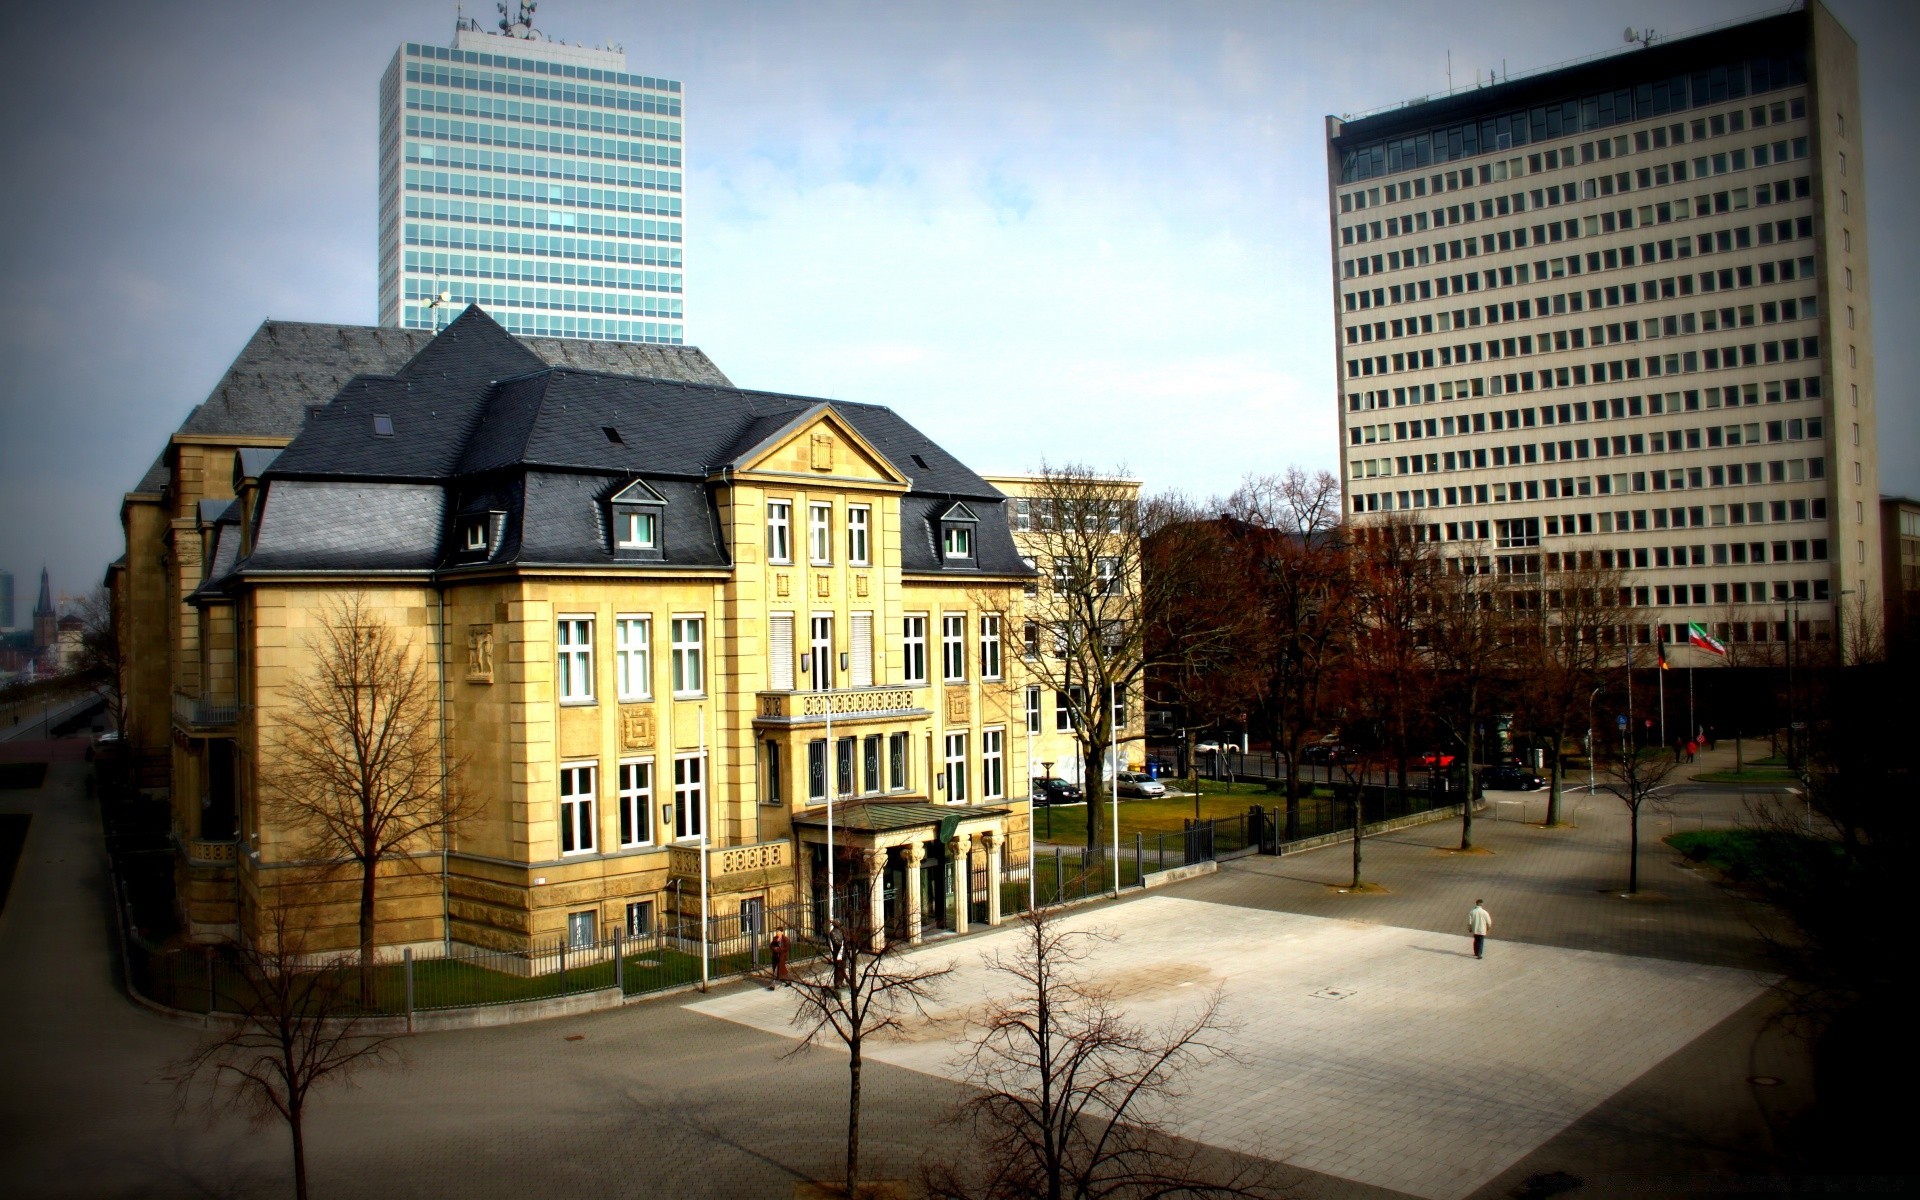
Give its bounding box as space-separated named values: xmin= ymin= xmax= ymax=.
xmin=1587 ymin=685 xmax=1601 ymax=796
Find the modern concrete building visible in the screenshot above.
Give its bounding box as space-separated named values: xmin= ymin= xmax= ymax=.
xmin=1881 ymin=495 xmax=1920 ymax=652
xmin=1325 ymin=2 xmax=1880 ymax=660
xmin=378 ymin=13 xmax=684 ymax=344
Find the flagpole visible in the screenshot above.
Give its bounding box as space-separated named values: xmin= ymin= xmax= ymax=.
xmin=1688 ymin=664 xmax=1695 ymax=745
xmin=1658 ymin=650 xmax=1666 ymax=750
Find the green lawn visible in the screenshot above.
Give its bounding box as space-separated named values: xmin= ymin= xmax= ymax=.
xmin=1029 ymin=784 xmax=1331 ymax=848
xmin=1667 ymin=827 xmax=1842 ymax=886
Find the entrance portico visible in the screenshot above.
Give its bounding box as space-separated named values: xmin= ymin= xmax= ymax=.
xmin=792 ymin=801 xmax=1011 ymax=948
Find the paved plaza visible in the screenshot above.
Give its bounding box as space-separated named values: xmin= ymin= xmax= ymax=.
xmin=695 ymin=896 xmax=1769 ymax=1200
xmin=0 ymin=739 xmax=1827 ymax=1198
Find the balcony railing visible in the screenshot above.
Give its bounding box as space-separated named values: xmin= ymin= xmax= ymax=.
xmin=755 ymin=686 xmax=927 ymax=725
xmin=172 ymin=691 xmax=237 ymax=731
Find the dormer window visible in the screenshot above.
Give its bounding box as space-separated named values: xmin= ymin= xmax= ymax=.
xmin=938 ymin=501 xmax=979 ymax=565
xmin=609 ymin=478 xmax=667 ymax=561
xmin=616 ymin=510 xmax=657 ymax=550
xmin=463 ymin=520 xmax=489 ymax=552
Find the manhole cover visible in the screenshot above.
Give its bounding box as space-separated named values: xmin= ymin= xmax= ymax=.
xmin=1309 ymin=987 xmax=1356 ymax=1001
xmin=1748 ymin=1075 xmax=1782 ymax=1087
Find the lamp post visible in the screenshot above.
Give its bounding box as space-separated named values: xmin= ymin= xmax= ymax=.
xmin=1587 ymin=685 xmax=1601 ymax=796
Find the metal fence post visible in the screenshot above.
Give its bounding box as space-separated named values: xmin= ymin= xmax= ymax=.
xmin=614 ymin=929 xmax=624 ymax=993
xmin=1053 ymin=845 xmax=1063 ymax=905
xmin=558 ymin=935 xmax=567 ymax=995
xmin=204 ymin=945 xmax=215 ymax=1015
xmin=1134 ymin=832 xmax=1142 ymax=887
xmin=403 ymin=948 xmax=414 ymax=1031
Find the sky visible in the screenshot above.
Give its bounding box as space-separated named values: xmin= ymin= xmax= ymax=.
xmin=1 ymin=0 xmax=1915 ymax=611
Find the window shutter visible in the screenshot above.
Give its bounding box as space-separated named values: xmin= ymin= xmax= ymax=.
xmin=769 ymin=614 xmax=795 ymax=690
xmin=850 ymin=613 xmax=873 ymax=688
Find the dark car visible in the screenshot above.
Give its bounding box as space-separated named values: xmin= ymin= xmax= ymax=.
xmin=1480 ymin=764 xmax=1544 ymax=791
xmin=1301 ymin=742 xmax=1349 ymax=764
xmin=1030 ymin=777 xmax=1083 ymax=806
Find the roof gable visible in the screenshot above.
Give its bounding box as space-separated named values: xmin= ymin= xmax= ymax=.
xmin=731 ymin=404 xmax=908 ymax=487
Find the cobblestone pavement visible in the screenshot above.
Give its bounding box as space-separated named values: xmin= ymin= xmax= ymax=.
xmin=0 ymin=741 xmax=1821 ymax=1199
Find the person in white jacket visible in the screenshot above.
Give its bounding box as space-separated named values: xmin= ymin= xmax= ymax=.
xmin=1468 ymin=900 xmax=1492 ymax=959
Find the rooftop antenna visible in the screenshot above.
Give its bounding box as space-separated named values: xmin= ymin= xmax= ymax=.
xmin=1625 ymin=26 xmax=1661 ymax=49
xmin=496 ymin=0 xmax=542 ymax=40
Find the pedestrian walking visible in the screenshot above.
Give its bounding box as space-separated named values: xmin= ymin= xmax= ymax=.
xmin=1685 ymin=738 xmax=1697 ymax=763
xmin=1468 ymin=900 xmax=1492 ymax=959
xmin=769 ymin=930 xmax=790 ymax=988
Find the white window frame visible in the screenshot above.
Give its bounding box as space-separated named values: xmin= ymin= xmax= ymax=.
xmin=614 ymin=615 xmax=651 ymax=701
xmin=557 ymin=616 xmax=595 ymax=704
xmin=902 ymin=614 xmax=928 ymax=685
xmin=673 ymin=752 xmax=705 ymax=842
xmin=617 ymin=758 xmax=653 ymax=847
xmin=849 ymin=611 xmax=874 ymax=689
xmin=979 ymin=613 xmax=1002 ymax=680
xmin=761 ymin=740 xmax=783 ymax=806
xmin=1025 ymin=685 xmax=1042 ymax=734
xmin=559 ymin=762 xmax=596 ymax=855
xmin=463 ymin=519 xmax=488 ymax=551
xmin=670 ymin=615 xmax=705 ymax=697
xmin=767 ymin=500 xmax=792 ymax=564
xmin=944 ymin=731 xmax=968 ymax=803
xmin=615 ymin=509 xmax=657 ymax=550
xmin=809 ymin=502 xmax=833 ymax=565
xmin=942 ymin=613 xmax=966 ymax=682
xmin=1056 ymin=688 xmax=1082 ymax=732
xmin=567 ymin=910 xmax=597 ymax=948
xmin=809 ymin=613 xmax=834 ymax=691
xmin=888 ymin=732 xmax=909 ymax=792
xmin=847 ymin=504 xmax=871 ymax=565
xmin=624 ymin=900 xmax=653 ymax=937
xmin=943 ymin=523 xmax=973 ymax=560
xmin=982 ymin=726 xmax=1005 ymax=800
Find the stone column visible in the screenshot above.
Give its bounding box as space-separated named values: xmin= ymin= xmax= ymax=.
xmin=863 ymin=848 xmax=888 ymax=952
xmin=980 ymin=828 xmax=1003 ymax=927
xmin=903 ymin=842 xmax=927 ymax=945
xmin=948 ymin=833 xmax=972 ymax=934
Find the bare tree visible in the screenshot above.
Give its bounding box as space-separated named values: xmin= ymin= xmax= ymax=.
xmin=173 ymin=896 xmax=402 ymax=1200
xmin=1522 ymin=556 xmax=1633 ymax=826
xmin=1422 ymin=555 xmax=1524 ymax=851
xmin=1598 ymin=730 xmax=1678 ymax=893
xmin=927 ymin=908 xmax=1289 ymax=1200
xmin=271 ymin=594 xmax=472 ymax=1001
xmin=783 ymin=919 xmax=953 ymax=1198
xmin=1342 ymin=515 xmax=1441 ymax=803
xmin=1013 ymin=466 xmax=1220 ymax=856
xmin=1224 ymin=469 xmax=1350 ymax=842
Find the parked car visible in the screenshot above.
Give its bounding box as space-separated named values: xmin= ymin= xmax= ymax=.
xmin=1301 ymin=742 xmax=1349 ymax=764
xmin=1115 ymin=771 xmax=1166 ymax=799
xmin=1030 ymin=777 xmax=1083 ymax=806
xmin=1480 ymin=764 xmax=1544 ymax=791
xmin=1194 ymin=740 xmax=1236 ymax=756
xmin=1418 ymin=749 xmax=1457 ymax=769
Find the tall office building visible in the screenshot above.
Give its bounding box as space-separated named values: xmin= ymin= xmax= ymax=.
xmin=378 ymin=14 xmax=685 ymax=344
xmin=1325 ymin=3 xmax=1880 ymax=658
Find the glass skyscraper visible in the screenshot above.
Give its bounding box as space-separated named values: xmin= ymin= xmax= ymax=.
xmin=378 ymin=25 xmax=684 ymax=344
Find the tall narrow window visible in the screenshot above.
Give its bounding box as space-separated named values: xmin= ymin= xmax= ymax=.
xmin=671 ymin=617 xmax=704 ymax=696
xmin=979 ymin=614 xmax=1002 ymax=680
xmin=837 ymin=736 xmax=856 ymax=799
xmin=944 ymin=732 xmax=968 ymax=803
xmin=863 ymin=734 xmax=882 ymax=794
xmin=761 ymin=741 xmax=782 ymax=806
xmin=768 ymin=613 xmax=795 ymax=690
xmin=810 ymin=614 xmax=834 ymax=690
xmin=617 ymin=760 xmax=653 ymax=847
xmin=849 ymin=612 xmax=874 ymax=688
xmin=1056 ymin=688 xmax=1082 ymax=732
xmin=614 ymin=616 xmax=651 ymax=700
xmin=888 ymin=732 xmax=909 ymax=791
xmin=615 ymin=510 xmax=657 ymax=549
xmin=673 ymin=753 xmax=704 ymax=841
xmin=942 ymin=614 xmax=966 ymax=682
xmin=1025 ymin=685 xmax=1041 ymax=734
xmin=767 ymin=501 xmax=792 ymax=563
xmin=557 ymin=617 xmax=594 ymax=703
xmin=809 ymin=503 xmax=833 ymax=565
xmin=808 ymin=739 xmax=827 ymax=803
xmin=982 ymin=727 xmax=1004 ymax=800
xmin=559 ymin=763 xmax=596 ymax=854
xmin=847 ymin=505 xmax=870 ymax=565
xmin=902 ymin=615 xmax=928 ymax=684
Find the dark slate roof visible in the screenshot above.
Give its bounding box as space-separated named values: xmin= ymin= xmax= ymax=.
xmin=131 ymin=309 xmax=730 ymax=493
xmin=242 ymin=481 xmax=445 ymax=574
xmin=235 ymin=447 xmax=282 ymax=479
xmin=791 ymin=801 xmax=1012 ymax=832
xmin=229 ymin=306 xmax=1029 ymax=581
xmin=132 ymin=451 xmax=170 ymax=496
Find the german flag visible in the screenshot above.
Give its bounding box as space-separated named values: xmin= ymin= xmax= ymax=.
xmin=1657 ymin=639 xmax=1669 ymax=670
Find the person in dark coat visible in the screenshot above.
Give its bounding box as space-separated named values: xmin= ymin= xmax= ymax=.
xmin=769 ymin=930 xmax=790 ymax=988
